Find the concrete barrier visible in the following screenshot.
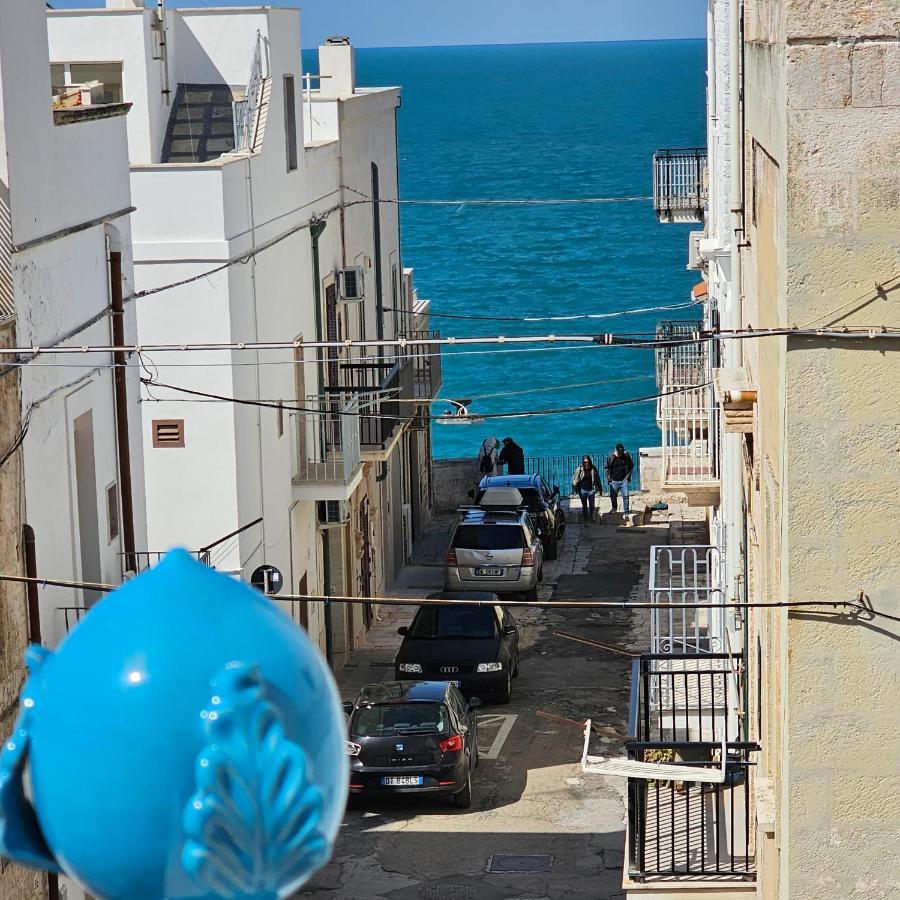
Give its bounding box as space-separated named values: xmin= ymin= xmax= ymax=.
xmin=433 ymin=457 xmax=479 ymax=513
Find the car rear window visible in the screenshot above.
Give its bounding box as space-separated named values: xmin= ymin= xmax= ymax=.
xmin=350 ymin=702 xmax=448 ymax=737
xmin=408 ymin=605 xmax=498 ymax=639
xmin=452 ymin=524 xmax=525 ymax=550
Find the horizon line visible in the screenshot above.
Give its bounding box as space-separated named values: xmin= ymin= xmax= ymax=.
xmin=300 ymin=36 xmax=705 ymax=52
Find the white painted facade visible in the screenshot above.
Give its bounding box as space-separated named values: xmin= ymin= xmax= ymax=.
xmin=48 ymin=5 xmax=432 ymax=662
xmin=0 ymin=2 xmax=147 ymax=654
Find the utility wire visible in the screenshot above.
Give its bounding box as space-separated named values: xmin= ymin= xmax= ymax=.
xmin=382 ymin=301 xmax=694 ymax=323
xmin=1 ymin=571 xmax=895 ymax=624
xmin=340 ymin=185 xmax=654 ymax=206
xmin=4 ymin=326 xmax=900 ymax=359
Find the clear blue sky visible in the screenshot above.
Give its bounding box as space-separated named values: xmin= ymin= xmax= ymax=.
xmin=49 ymin=1 xmax=706 ymax=48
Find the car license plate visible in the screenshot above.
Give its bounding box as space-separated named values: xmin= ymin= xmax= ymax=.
xmin=382 ymin=775 xmax=423 ymax=786
xmin=475 ymin=567 xmax=504 ymax=576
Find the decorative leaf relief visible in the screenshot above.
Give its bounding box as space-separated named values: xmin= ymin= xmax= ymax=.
xmin=181 ymin=664 xmax=329 ymax=898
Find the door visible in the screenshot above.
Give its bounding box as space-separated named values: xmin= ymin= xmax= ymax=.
xmin=296 ymin=571 xmax=309 ymax=630
xmin=358 ymin=498 xmax=373 ymax=629
xmin=73 ymin=410 xmax=102 ymax=607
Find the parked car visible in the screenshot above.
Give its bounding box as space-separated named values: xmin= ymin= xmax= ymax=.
xmin=476 ymin=473 xmax=566 ymax=560
xmin=444 ymin=507 xmax=544 ymax=600
xmin=343 ymin=680 xmax=480 ymax=808
xmin=394 ymin=594 xmax=520 ymax=702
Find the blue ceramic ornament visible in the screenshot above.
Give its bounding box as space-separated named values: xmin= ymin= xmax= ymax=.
xmin=0 ymin=549 xmax=347 ymax=899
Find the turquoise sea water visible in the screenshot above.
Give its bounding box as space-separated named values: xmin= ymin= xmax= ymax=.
xmin=314 ymin=40 xmax=706 ymax=460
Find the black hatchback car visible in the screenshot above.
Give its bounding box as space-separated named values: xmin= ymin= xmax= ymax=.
xmin=394 ymin=594 xmax=520 ymax=703
xmin=344 ymin=680 xmax=479 ymax=808
xmin=476 ymin=474 xmax=566 ymax=559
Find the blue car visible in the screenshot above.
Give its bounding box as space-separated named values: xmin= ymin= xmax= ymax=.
xmin=475 ymin=473 xmax=566 ymax=560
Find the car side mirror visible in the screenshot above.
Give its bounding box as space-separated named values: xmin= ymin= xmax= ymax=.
xmin=468 ymin=697 xmax=483 ymax=709
xmin=552 ymin=485 xmax=560 ymax=497
xmin=397 ymin=626 xmax=408 ymax=636
xmin=503 ymin=625 xmax=516 ymax=635
xmin=342 ymin=701 xmax=354 ymax=715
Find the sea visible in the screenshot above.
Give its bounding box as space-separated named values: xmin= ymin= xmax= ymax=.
xmin=307 ymin=40 xmax=706 ymax=462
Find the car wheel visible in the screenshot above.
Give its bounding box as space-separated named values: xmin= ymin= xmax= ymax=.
xmin=496 ymin=670 xmax=512 ymax=704
xmin=544 ymin=534 xmax=558 ymax=561
xmin=524 ymin=585 xmax=538 ymax=602
xmin=454 ymin=772 xmax=472 ymax=809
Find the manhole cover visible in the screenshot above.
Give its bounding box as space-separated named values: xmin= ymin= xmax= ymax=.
xmin=486 ymin=854 xmax=554 ymax=873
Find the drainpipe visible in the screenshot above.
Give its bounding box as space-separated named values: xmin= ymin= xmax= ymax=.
xmin=706 ymin=0 xmax=718 ymax=239
xmin=310 ymin=218 xmax=327 ymax=396
xmin=108 ymin=243 xmax=137 ymax=576
xmin=322 ymin=530 xmax=334 ymax=668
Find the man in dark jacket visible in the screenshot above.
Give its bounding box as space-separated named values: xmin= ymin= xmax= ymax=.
xmin=498 ymin=437 xmax=525 ymax=475
xmin=604 ymin=443 xmax=634 ymax=514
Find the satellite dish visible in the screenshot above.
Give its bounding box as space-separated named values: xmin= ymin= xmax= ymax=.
xmin=250 ymin=564 xmax=284 ymax=595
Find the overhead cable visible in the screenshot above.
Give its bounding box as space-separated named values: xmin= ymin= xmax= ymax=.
xmin=382 ymin=301 xmax=695 ymax=323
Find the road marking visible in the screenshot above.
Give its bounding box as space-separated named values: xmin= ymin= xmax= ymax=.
xmin=477 ymin=713 xmax=517 ymax=759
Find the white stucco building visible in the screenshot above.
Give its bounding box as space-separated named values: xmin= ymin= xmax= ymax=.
xmin=0 ymin=2 xmax=147 ymax=658
xmin=47 ymin=2 xmax=438 ymax=665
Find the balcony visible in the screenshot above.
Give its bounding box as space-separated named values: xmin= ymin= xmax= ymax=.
xmin=653 ymin=148 xmax=708 ymax=224
xmin=620 ymin=654 xmax=757 ymax=893
xmin=655 ymin=321 xmax=705 ymax=396
xmin=291 ymin=397 xmax=364 ymax=502
xmin=401 ymin=330 xmax=443 ymax=401
xmin=326 ymin=356 xmax=415 ymax=459
xmin=650 ymin=545 xmax=725 ymax=655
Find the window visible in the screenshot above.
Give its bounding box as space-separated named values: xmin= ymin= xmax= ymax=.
xmin=152 ymin=419 xmax=184 ymax=448
xmin=452 ymin=524 xmax=525 ymax=550
xmin=408 ymin=606 xmax=498 ymax=640
xmin=106 ymin=482 xmax=120 ymax=543
xmin=350 ymin=703 xmax=447 ymax=738
xmin=276 ymin=400 xmax=284 ymax=438
xmin=283 ymin=75 xmax=297 ymax=171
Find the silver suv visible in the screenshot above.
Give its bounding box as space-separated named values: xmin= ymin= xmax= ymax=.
xmin=444 ymin=508 xmax=544 ymax=600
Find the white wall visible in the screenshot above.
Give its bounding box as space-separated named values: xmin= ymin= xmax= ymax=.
xmin=1 ymin=1 xmax=146 ymax=662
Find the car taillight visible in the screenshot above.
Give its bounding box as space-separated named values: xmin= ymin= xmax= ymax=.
xmin=439 ymin=734 xmax=463 ymax=753
xmin=521 ymin=548 xmax=535 ymax=566
xmin=446 ymin=548 xmax=458 ymax=565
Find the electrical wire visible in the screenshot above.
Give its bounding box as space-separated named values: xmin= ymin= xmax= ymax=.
xmin=1 ymin=570 xmax=895 ymax=623
xmin=340 ymin=185 xmax=654 ymax=206
xmin=139 ymin=375 xmax=707 ymax=421
xmin=381 ymin=301 xmax=695 ymax=323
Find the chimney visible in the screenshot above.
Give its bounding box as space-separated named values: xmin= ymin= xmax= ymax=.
xmin=318 ymin=36 xmax=355 ymax=99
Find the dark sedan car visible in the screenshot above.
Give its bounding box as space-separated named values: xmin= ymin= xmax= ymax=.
xmin=476 ymin=474 xmax=566 ymax=559
xmin=394 ymin=593 xmax=520 ymax=703
xmin=344 ymin=680 xmax=479 ymax=808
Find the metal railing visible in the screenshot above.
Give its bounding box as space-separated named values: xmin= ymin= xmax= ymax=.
xmin=401 ymin=330 xmax=442 ymax=400
xmin=329 ymin=357 xmax=414 ymax=448
xmin=524 ymin=452 xmax=641 ymax=494
xmin=293 ymin=395 xmax=362 ymax=483
xmin=233 ymin=31 xmax=267 ymax=151
xmin=653 ymin=148 xmax=708 ymax=223
xmin=659 ymin=385 xmax=719 ymax=486
xmin=120 ymin=549 xmax=211 ymax=578
xmin=650 ymin=545 xmax=724 ymax=654
xmin=655 ymin=320 xmax=705 ymax=390
xmin=625 ymin=653 xmax=757 ymax=881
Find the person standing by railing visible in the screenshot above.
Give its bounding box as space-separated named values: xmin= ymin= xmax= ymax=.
xmin=571 ymin=455 xmax=602 ymax=522
xmin=604 ymin=443 xmax=634 ymax=515
xmin=477 ymin=436 xmax=501 ymax=477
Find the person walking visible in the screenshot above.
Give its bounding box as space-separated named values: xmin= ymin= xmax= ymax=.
xmin=572 ymin=455 xmax=602 ymax=522
xmin=477 ymin=436 xmax=501 ymax=477
xmin=604 ymin=442 xmax=634 ymax=514
xmin=498 ymin=437 xmax=525 ymax=475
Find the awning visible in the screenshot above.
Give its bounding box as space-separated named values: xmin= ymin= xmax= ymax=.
xmin=691 ymin=281 xmax=709 ymax=301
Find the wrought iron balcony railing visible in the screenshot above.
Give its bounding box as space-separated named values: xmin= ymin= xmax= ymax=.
xmin=653 ymin=148 xmax=708 ymax=224
xmin=655 ymin=320 xmax=705 ymax=391
xmin=658 ymin=384 xmax=720 ymax=490
xmin=624 ymin=653 xmax=758 ymax=882
xmin=327 ymin=357 xmax=414 ymax=449
xmin=400 ymin=330 xmax=442 ymax=400
xmin=649 ymin=544 xmax=724 ymax=654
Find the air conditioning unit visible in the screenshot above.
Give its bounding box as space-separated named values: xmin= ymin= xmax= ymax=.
xmin=336 ymin=267 xmax=365 ymax=302
xmin=687 ymin=231 xmax=705 ymax=270
xmin=317 ymin=499 xmax=349 ymax=527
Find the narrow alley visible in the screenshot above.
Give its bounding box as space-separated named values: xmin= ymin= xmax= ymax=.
xmin=301 ymin=497 xmax=707 ymax=900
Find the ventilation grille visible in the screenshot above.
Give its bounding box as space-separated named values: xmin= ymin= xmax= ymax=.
xmin=152 ymin=419 xmax=185 ymax=448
